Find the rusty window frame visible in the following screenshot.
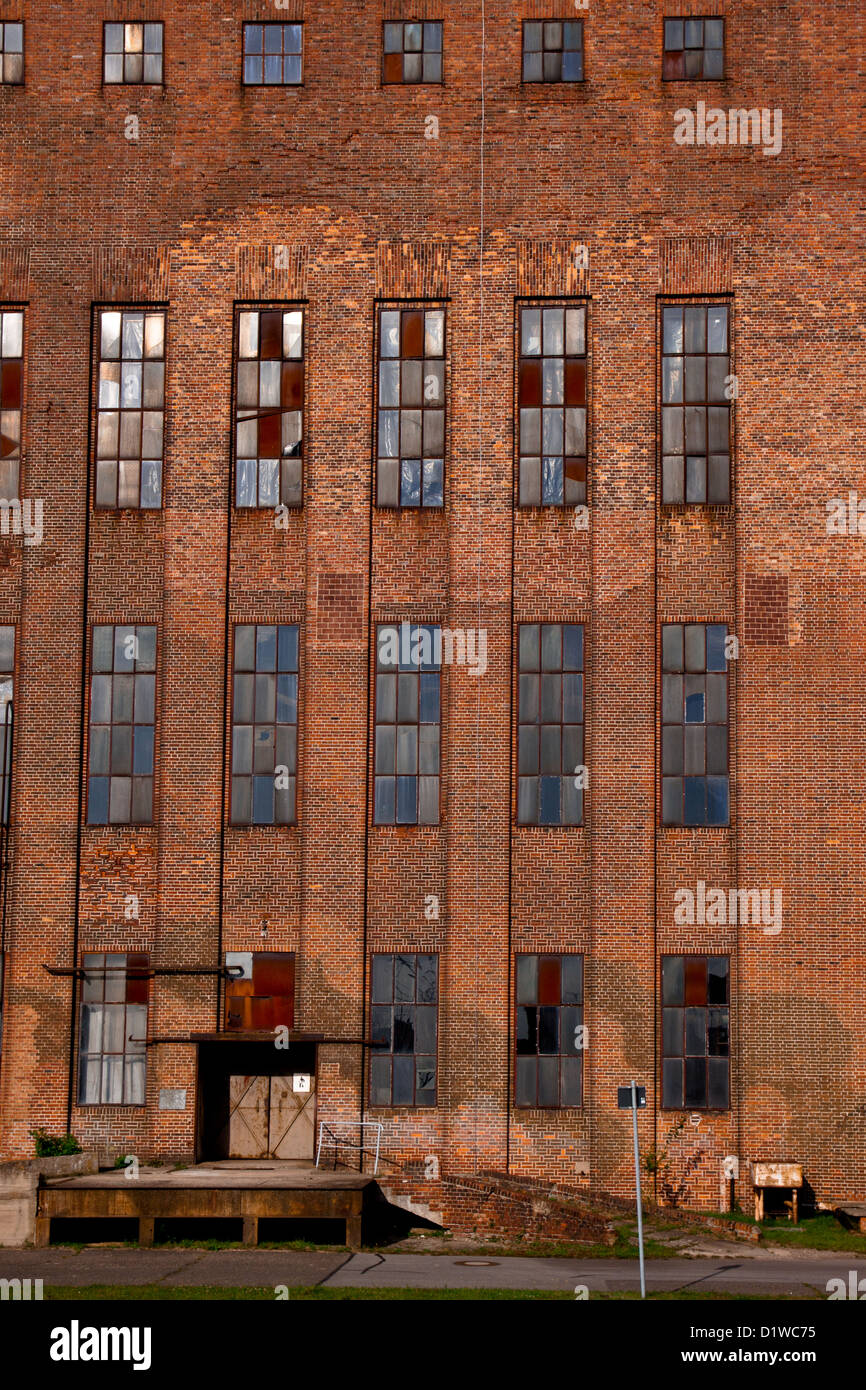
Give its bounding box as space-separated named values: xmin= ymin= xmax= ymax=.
xmin=662 ymin=17 xmax=725 ymax=80
xmin=0 ymin=307 xmax=24 ymax=499
xmin=516 ymin=300 xmax=587 ymax=507
xmin=369 ymin=953 xmax=438 ymax=1107
xmin=233 ymin=304 xmax=304 ymax=510
xmin=78 ymin=952 xmax=149 ymax=1106
xmin=514 ymin=953 xmax=584 ymax=1108
xmin=242 ymin=22 xmax=303 ymax=86
xmin=103 ymin=21 xmax=164 ymax=85
xmin=661 ymin=954 xmax=730 ymax=1110
xmin=375 ymin=303 xmax=446 ymax=509
xmin=660 ymin=301 xmax=731 ymax=505
xmin=521 ymin=19 xmax=583 ymax=83
xmin=516 ymin=623 xmax=584 ymax=826
xmin=373 ymin=624 xmax=441 ymax=826
xmin=0 ymin=22 xmax=24 ymax=85
xmin=86 ymin=624 xmax=157 ymax=825
xmin=661 ymin=622 xmax=729 ymax=826
xmin=229 ymin=623 xmax=299 ymax=826
xmin=93 ymin=306 xmax=166 ymax=510
xmin=382 ymin=21 xmax=442 ymax=84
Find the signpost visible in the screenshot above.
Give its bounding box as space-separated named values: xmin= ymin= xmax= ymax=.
xmin=617 ymin=1081 xmax=647 ymax=1300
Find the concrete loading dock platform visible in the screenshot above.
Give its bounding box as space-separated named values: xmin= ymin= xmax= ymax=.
xmin=34 ymin=1160 xmax=374 ymax=1248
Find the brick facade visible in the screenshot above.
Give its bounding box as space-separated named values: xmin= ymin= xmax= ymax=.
xmin=0 ymin=1 xmax=862 ymax=1218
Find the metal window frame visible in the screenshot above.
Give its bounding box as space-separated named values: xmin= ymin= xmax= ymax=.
xmin=91 ymin=302 xmax=168 ymax=512
xmin=85 ymin=622 xmax=158 ymax=827
xmin=514 ymin=295 xmax=591 ymax=509
xmin=515 ymin=620 xmax=585 ymax=827
xmin=659 ymin=952 xmax=731 ymax=1112
xmin=228 ymin=621 xmax=301 ymax=827
xmin=373 ymin=301 xmax=448 ymax=511
xmin=513 ymin=951 xmax=585 ymax=1109
xmin=231 ymin=301 xmax=306 ymax=512
xmin=520 ymin=17 xmax=585 ymax=86
xmin=372 ymin=621 xmax=442 ymax=826
xmin=240 ymin=21 xmax=304 ymax=88
xmin=367 ymin=950 xmax=440 ymax=1109
xmin=657 ymin=296 xmax=734 ymax=508
xmin=101 ymin=20 xmax=166 ymax=88
xmin=661 ymin=15 xmax=726 ymax=82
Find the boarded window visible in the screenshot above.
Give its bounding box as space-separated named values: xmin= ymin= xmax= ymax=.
xmin=225 ymin=952 xmax=295 ymax=1031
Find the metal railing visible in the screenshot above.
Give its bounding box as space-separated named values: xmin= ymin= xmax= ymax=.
xmin=316 ymin=1120 xmax=383 ymax=1177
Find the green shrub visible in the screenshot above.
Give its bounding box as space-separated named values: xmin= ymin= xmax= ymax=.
xmin=30 ymin=1128 xmax=82 ymax=1157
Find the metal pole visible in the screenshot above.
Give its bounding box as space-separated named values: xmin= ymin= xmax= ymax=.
xmin=631 ymin=1079 xmax=646 ymax=1300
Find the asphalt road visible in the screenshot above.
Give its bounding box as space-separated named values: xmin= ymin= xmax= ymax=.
xmin=1 ymin=1247 xmax=863 ymax=1296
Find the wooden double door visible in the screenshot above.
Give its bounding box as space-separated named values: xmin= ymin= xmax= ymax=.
xmin=228 ymin=1074 xmax=315 ymax=1159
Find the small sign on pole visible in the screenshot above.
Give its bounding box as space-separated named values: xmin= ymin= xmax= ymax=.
xmin=618 ymin=1081 xmax=647 ymax=1299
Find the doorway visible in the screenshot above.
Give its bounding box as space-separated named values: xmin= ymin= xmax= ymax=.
xmin=228 ymin=1073 xmax=316 ymax=1159
xmin=196 ymin=1040 xmax=317 ymax=1162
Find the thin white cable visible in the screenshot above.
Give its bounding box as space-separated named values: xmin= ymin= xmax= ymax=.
xmin=473 ymin=0 xmax=486 ymax=1172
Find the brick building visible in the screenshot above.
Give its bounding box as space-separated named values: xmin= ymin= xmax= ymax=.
xmin=0 ymin=1 xmax=862 ymax=1219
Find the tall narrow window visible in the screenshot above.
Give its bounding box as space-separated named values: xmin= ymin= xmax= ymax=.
xmin=517 ymin=304 xmax=586 ymax=506
xmin=517 ymin=623 xmax=584 ymax=825
xmin=0 ymin=308 xmax=23 ymax=498
xmin=376 ymin=306 xmax=445 ymax=508
xmin=0 ymin=23 xmax=23 ymax=84
xmin=661 ymin=303 xmax=730 ymax=504
xmin=370 ymin=953 xmax=438 ymax=1106
xmin=78 ymin=953 xmax=149 ymax=1104
xmin=515 ymin=954 xmax=584 ymax=1107
xmin=235 ymin=307 xmax=304 ymax=509
xmin=0 ymin=626 xmax=13 ymax=824
xmin=231 ymin=624 xmax=299 ymax=825
xmin=661 ymin=955 xmax=730 ymax=1109
xmin=374 ymin=624 xmax=440 ymax=825
xmin=661 ymin=622 xmax=728 ymax=825
xmin=95 ymin=308 xmax=165 ymax=509
xmin=522 ymin=20 xmax=583 ymax=82
xmin=87 ymin=625 xmax=156 ymax=825
xmin=103 ymin=22 xmax=163 ymax=84
xmin=382 ymin=22 xmax=442 ymax=83
xmin=242 ymin=23 xmax=303 ymax=84
xmin=663 ymin=17 xmax=724 ymax=80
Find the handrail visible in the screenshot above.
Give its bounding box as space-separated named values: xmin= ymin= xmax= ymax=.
xmin=316 ymin=1120 xmax=383 ymax=1176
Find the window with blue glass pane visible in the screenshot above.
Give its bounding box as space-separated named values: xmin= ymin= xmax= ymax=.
xmin=370 ymin=952 xmax=438 ymax=1106
xmin=661 ymin=302 xmax=730 ymax=504
xmin=661 ymin=622 xmax=729 ymax=825
xmin=87 ymin=625 xmax=157 ymax=825
xmin=374 ymin=624 xmax=440 ymax=825
xmin=377 ymin=306 xmax=446 ymax=508
xmin=517 ymin=623 xmax=584 ymax=825
xmin=522 ymin=20 xmax=583 ymax=83
xmin=231 ymin=624 xmax=299 ymax=825
xmin=243 ymin=23 xmax=303 ymax=85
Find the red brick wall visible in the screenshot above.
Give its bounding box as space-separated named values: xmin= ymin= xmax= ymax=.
xmin=0 ymin=0 xmax=862 ymax=1215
